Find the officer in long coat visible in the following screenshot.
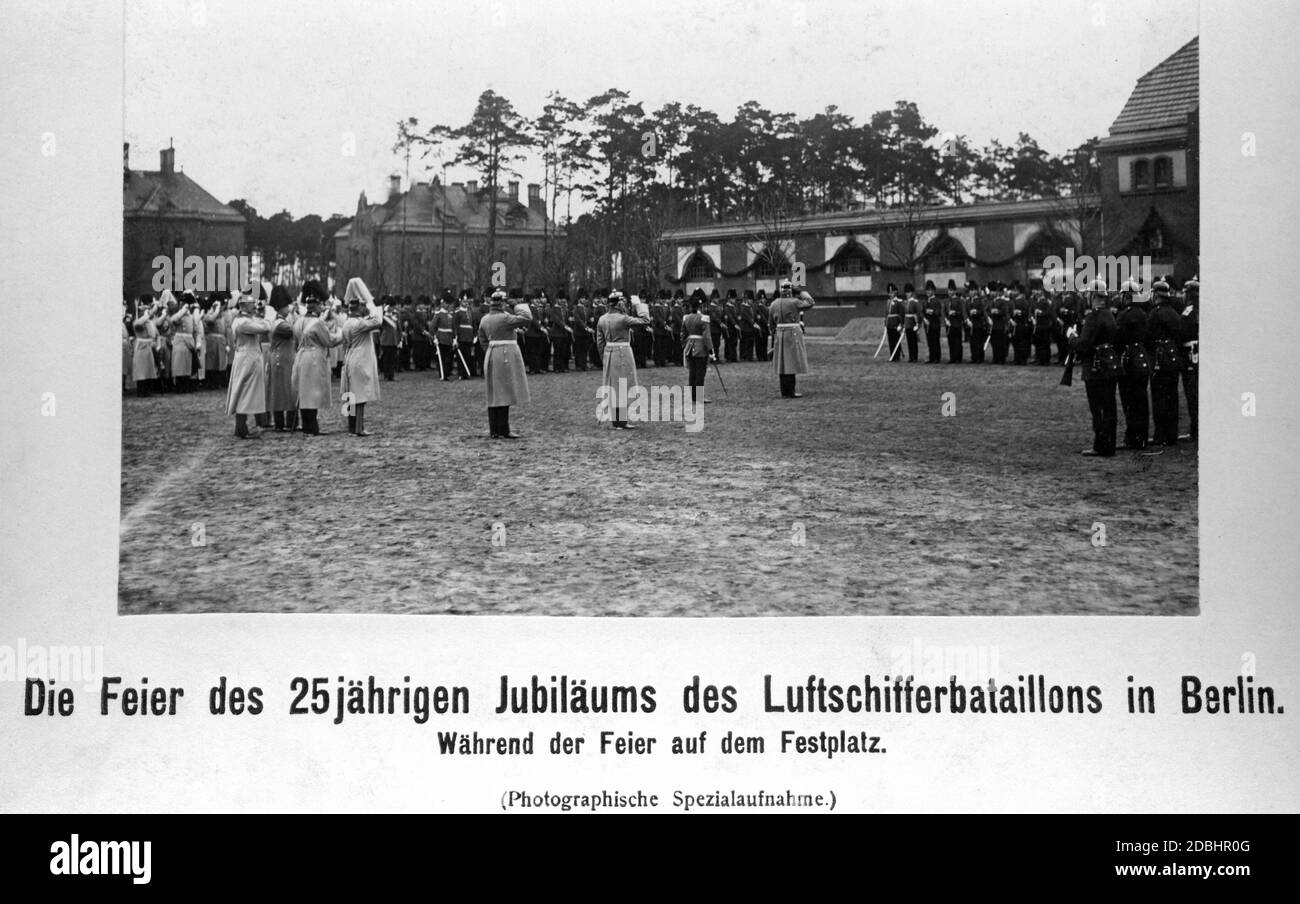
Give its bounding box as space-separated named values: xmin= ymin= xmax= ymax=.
xmin=596 ymin=290 xmax=650 ymax=428
xmin=290 ymin=280 xmax=343 ymax=436
xmin=225 ymin=293 xmax=272 ymax=439
xmin=339 ymin=277 xmax=383 ymax=436
xmin=769 ymin=280 xmax=815 ymax=398
xmin=477 ymin=288 xmax=533 ymax=439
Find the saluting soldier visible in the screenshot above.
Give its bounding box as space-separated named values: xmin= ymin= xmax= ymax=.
xmin=923 ymin=282 xmax=944 ymax=363
xmin=202 ymin=296 xmax=228 ymax=388
xmin=1032 ymin=290 xmax=1056 ymax=365
xmin=168 ymin=291 xmax=201 ymax=392
xmin=225 ymin=292 xmax=273 ymax=439
xmin=769 ymin=280 xmax=815 ymax=398
xmin=945 ymin=284 xmax=966 ymax=364
xmin=131 ymin=295 xmax=165 ymax=396
xmin=1145 ymin=277 xmax=1184 ymax=447
xmin=339 ymin=278 xmax=383 ymax=437
xmin=1068 ymin=279 xmax=1121 ymax=457
xmin=884 ymin=283 xmax=905 ymax=362
xmin=965 ymin=282 xmax=989 ymax=364
xmin=290 ymin=280 xmax=343 ymax=436
xmin=1179 ymin=277 xmax=1199 ymax=441
xmin=681 ymin=293 xmax=714 ymax=406
xmin=477 ymin=288 xmax=532 ymax=439
xmin=904 ymin=284 xmax=924 ymax=362
xmin=266 ymin=286 xmax=299 ymax=431
xmin=522 ymin=291 xmax=549 ymax=375
xmin=1115 ymin=279 xmax=1154 ymax=453
xmin=597 ymin=290 xmax=650 ymax=429
xmin=988 ymin=286 xmax=1011 ymax=365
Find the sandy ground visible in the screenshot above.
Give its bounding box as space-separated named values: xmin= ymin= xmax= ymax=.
xmin=119 ymin=326 xmax=1197 ymax=615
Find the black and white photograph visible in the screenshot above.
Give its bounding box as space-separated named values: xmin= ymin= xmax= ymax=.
xmin=118 ymin=0 xmax=1199 ymax=615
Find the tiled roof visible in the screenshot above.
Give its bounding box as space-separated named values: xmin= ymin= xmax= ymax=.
xmin=1109 ymin=36 xmax=1198 ymax=135
xmin=123 ymin=169 xmax=245 ymax=223
xmin=335 ymin=181 xmax=556 ymax=239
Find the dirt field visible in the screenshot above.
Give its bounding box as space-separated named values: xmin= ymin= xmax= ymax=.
xmin=119 ymin=328 xmax=1198 ymax=616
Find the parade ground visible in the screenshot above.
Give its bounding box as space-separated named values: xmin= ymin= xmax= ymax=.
xmin=118 ymin=333 xmax=1198 ymax=616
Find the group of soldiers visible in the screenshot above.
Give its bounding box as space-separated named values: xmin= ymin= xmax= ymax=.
xmin=1067 ymin=275 xmax=1199 ymax=456
xmin=365 ymin=286 xmax=781 ymax=378
xmin=882 ymin=278 xmax=1108 ymax=367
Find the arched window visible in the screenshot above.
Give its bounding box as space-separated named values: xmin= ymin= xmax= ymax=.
xmin=682 ymin=250 xmax=718 ymax=280
xmin=754 ymin=246 xmax=789 ymax=278
xmin=1021 ymin=233 xmax=1064 ymax=271
xmin=924 ymin=235 xmax=968 ymax=271
xmin=834 ymin=242 xmax=873 ymax=275
xmin=1153 ymin=156 xmax=1173 ymax=188
xmin=1132 ymin=158 xmax=1151 ymax=190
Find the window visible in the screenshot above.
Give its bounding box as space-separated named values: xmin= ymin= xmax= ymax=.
xmin=1021 ymin=234 xmax=1063 ymax=271
xmin=1153 ymin=156 xmax=1173 ymax=188
xmin=754 ymin=247 xmax=789 ymax=278
xmin=924 ymin=235 xmax=967 ymax=271
xmin=834 ymin=243 xmax=873 ymax=275
xmin=683 ymin=250 xmax=718 ymax=280
xmin=1132 ymin=158 xmax=1151 ymax=190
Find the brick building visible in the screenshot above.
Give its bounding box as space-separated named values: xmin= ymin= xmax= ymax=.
xmin=334 ymin=176 xmax=561 ymax=297
xmin=122 ymin=142 xmax=246 ymax=298
xmin=662 ymin=36 xmax=1198 ymax=324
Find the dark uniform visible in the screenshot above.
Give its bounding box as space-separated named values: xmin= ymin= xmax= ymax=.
xmin=454 ymin=299 xmax=476 ymax=379
xmin=1054 ymin=294 xmax=1077 ymax=364
xmin=1180 ymin=278 xmax=1199 ymax=441
xmin=570 ymin=294 xmax=592 ymax=372
xmin=754 ymin=290 xmax=771 ymax=360
xmin=523 ymin=297 xmax=550 ymax=374
xmin=966 ymin=290 xmax=989 ymax=364
xmin=1115 ymin=293 xmax=1152 ymax=451
xmin=1146 ymin=282 xmax=1184 ymax=446
xmin=668 ymin=296 xmax=685 ymax=365
xmin=650 ymin=292 xmax=672 ymax=366
xmin=738 ymin=293 xmax=760 ymax=361
xmin=884 ymin=285 xmax=904 ymax=362
xmin=547 ymin=299 xmax=572 ymax=372
xmin=1011 ymin=294 xmax=1033 ymax=365
xmin=1071 ymin=296 xmax=1120 ymax=456
xmin=411 ymin=298 xmax=432 ymax=371
xmin=945 ymin=291 xmax=966 ymax=363
xmin=988 ymin=292 xmax=1011 ymax=364
xmin=396 ymin=300 xmax=413 ymax=372
xmin=903 ymin=287 xmax=923 ymax=362
xmin=588 ymin=297 xmax=606 ymax=369
xmin=923 ymin=284 xmax=945 ymax=363
xmin=1032 ymin=294 xmax=1055 ymax=365
xmin=430 ymin=303 xmax=456 ymax=380
xmin=469 ymin=294 xmax=486 ymax=377
xmin=722 ymin=291 xmax=740 ymax=363
xmin=707 ymin=291 xmax=724 ymax=365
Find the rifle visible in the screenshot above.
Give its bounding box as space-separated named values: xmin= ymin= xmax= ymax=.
xmin=1059 ymin=350 xmax=1074 ymax=387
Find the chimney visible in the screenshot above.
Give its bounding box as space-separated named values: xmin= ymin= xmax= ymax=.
xmin=388 ymin=174 xmax=401 ymax=199
xmin=467 ymin=180 xmax=478 ymax=196
xmin=527 ymin=183 xmax=543 ymax=215
xmin=160 ymin=139 xmax=175 ymax=175
xmin=507 ymin=180 xmax=520 ymax=202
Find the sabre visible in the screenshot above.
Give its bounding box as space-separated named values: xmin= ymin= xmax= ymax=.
xmin=454 ymin=342 xmax=471 ymax=376
xmin=873 ymin=329 xmax=889 ymax=359
xmin=710 ymin=356 xmax=728 ymax=397
xmin=889 ymin=332 xmax=906 ymax=361
xmin=984 ymin=333 xmax=992 ymax=352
